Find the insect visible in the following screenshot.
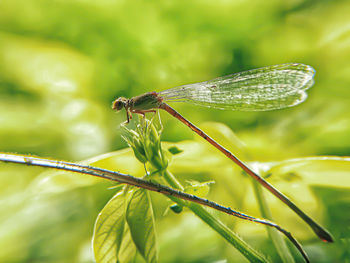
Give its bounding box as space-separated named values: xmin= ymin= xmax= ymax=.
xmin=112 ymin=63 xmax=333 ymax=244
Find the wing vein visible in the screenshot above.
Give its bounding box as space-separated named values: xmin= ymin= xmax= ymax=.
xmin=158 ymin=63 xmax=315 ymax=111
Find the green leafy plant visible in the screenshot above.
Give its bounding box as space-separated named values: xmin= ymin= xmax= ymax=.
xmin=1 ymin=118 xmax=349 ymax=262
xmin=92 ymin=118 xmax=270 ymax=263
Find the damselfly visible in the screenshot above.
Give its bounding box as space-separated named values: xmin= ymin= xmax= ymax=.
xmin=112 ymin=63 xmax=333 ymax=244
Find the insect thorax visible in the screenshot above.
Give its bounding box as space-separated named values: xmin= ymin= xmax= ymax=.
xmin=130 ymin=92 xmax=162 ymax=110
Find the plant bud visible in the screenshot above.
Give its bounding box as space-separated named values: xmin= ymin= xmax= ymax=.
xmin=131 ymin=137 xmax=148 ymax=163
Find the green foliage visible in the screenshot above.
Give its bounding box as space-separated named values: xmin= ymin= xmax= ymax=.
xmin=93 ymin=186 xmax=158 ymax=263
xmin=120 ymin=119 xmax=268 ymax=263
xmin=126 ymin=189 xmax=158 ymax=263
xmin=1 ymin=120 xmax=349 ymax=262
xmin=93 ymin=188 xmax=126 ymax=263
xmin=1 ymin=0 xmax=350 ymax=160
xmin=123 ymin=119 xmax=168 ymax=171
xmin=169 ymin=204 xmax=183 ymax=214
xmin=93 ymin=120 xmax=164 ymax=263
xmin=1 ymin=0 xmax=350 ymax=262
xmin=184 ymin=180 xmax=215 ymax=198
xmin=167 ymin=146 xmax=183 ymax=155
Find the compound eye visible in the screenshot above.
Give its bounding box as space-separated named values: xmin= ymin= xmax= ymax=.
xmin=112 ymin=99 xmax=124 ymax=111
xmin=116 ymin=101 xmax=122 ymax=109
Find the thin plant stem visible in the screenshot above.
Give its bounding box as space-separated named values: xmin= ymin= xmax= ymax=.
xmin=252 ymin=179 xmax=296 ymax=263
xmin=0 ymin=153 xmax=308 ymax=262
xmin=0 ymin=153 xmax=283 ymax=231
xmin=161 ymin=169 xmax=269 ymax=263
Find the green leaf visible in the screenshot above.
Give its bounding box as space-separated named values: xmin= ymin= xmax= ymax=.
xmin=126 ymin=188 xmax=158 ymax=263
xmin=184 ymin=180 xmax=215 ymax=197
xmin=167 ymin=146 xmax=183 ymax=155
xmin=93 ymin=188 xmax=126 ymax=263
xmin=268 ymin=156 xmax=350 ymax=188
xmin=169 ymin=203 xmax=183 ymax=214
xmin=118 ymin=225 xmax=138 ymax=263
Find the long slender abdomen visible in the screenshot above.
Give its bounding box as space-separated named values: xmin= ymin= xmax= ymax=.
xmin=159 ymin=102 xmax=333 ymax=243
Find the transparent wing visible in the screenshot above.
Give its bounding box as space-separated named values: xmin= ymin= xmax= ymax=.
xmin=159 ymin=63 xmax=315 ymax=111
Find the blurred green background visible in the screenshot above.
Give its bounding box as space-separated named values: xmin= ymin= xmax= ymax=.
xmin=0 ymin=0 xmax=349 ymax=262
